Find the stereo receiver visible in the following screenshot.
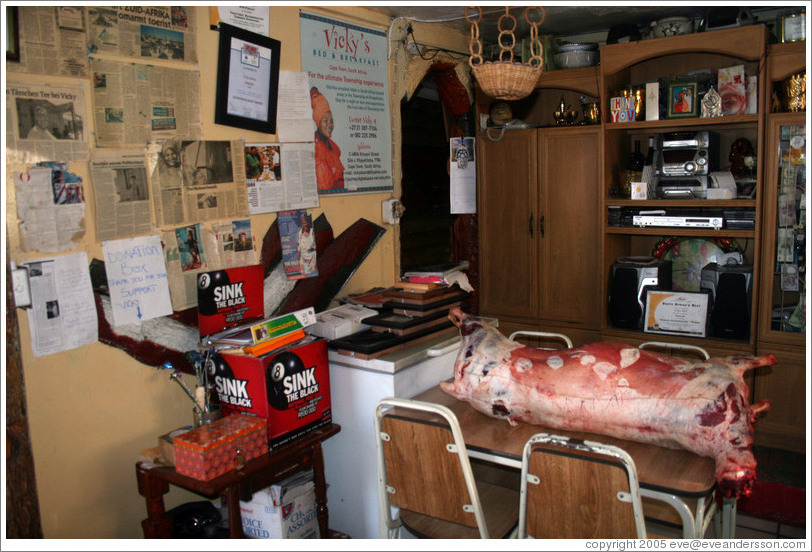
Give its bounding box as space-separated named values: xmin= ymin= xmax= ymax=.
xmin=656 ymin=131 xmax=719 ymax=177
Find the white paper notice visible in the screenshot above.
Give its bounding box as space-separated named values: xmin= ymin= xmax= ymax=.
xmin=23 ymin=252 xmax=98 ymax=357
xmin=102 ymin=235 xmax=174 ymax=326
xmin=450 ymin=136 xmax=477 ymax=214
xmin=276 ymin=71 xmax=316 ymax=143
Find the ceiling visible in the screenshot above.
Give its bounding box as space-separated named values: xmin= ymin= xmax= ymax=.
xmin=368 ymin=5 xmax=780 ymax=43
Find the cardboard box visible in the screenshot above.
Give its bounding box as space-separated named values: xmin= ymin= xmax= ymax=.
xmin=306 ymin=303 xmax=377 ymax=339
xmin=240 ymin=470 xmax=320 ymax=539
xmin=158 ymin=425 xmax=194 ymax=465
xmin=197 ymin=265 xmax=265 ymax=337
xmin=213 ymin=337 xmax=332 ymax=449
xmin=174 ymin=414 xmax=268 ymax=481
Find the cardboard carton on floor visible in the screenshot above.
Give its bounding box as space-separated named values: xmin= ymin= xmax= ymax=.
xmin=239 ymin=470 xmax=319 ymax=539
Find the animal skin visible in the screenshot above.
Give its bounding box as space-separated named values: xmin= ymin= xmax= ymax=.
xmin=440 ymin=308 xmax=775 ymax=498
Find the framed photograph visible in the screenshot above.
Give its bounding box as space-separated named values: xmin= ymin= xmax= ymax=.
xmin=781 ymin=12 xmax=806 ymax=43
xmin=667 ymin=82 xmax=698 ymax=118
xmin=214 ymin=23 xmax=281 ymax=134
xmin=6 ymin=6 xmax=20 ymax=62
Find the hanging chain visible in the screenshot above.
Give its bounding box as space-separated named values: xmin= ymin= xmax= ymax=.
xmin=468 ymin=6 xmax=546 ymax=68
xmin=496 ymin=7 xmax=517 ymax=63
xmin=526 ymin=7 xmax=546 ymax=67
xmin=466 ymin=6 xmax=483 ymax=67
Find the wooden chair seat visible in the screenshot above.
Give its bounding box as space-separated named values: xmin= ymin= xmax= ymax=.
xmin=400 ymin=480 xmax=520 ymax=539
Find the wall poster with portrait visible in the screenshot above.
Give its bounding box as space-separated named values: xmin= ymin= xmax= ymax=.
xmin=299 ymin=12 xmax=392 ymax=195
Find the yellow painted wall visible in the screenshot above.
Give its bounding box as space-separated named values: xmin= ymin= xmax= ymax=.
xmin=4 ymin=6 xmax=469 ymax=538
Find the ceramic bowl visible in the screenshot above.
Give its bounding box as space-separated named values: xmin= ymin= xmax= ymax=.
xmin=554 ymin=50 xmax=599 ymax=69
xmin=557 ymin=42 xmax=599 ymax=53
xmin=651 ymin=17 xmax=694 ymax=38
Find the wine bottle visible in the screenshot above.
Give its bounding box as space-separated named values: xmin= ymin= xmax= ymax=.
xmin=627 ymin=139 xmax=645 ymax=171
xmin=644 ymin=136 xmax=655 ymax=167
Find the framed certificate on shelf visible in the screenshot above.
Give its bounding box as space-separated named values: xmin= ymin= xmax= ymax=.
xmin=644 ymin=290 xmax=710 ymax=338
xmin=215 ymin=23 xmax=281 ymax=134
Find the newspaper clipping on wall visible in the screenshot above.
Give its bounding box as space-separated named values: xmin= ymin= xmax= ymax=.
xmin=148 ymin=139 xmax=248 ymax=226
xmin=21 ymin=252 xmax=98 ymax=357
xmin=13 ymin=163 xmax=86 ymax=253
xmin=90 ymin=59 xmax=202 ymax=147
xmin=6 ymin=82 xmax=90 ymax=163
xmin=89 ymin=150 xmax=153 ymax=241
xmin=87 ymin=6 xmax=197 ymax=63
xmin=245 ymin=142 xmax=319 ymax=214
xmin=162 ymin=219 xmax=259 ymax=310
xmin=7 ymin=6 xmax=89 ymax=77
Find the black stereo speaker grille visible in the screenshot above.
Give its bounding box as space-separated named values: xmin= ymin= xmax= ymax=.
xmin=710 ymin=272 xmax=750 ymax=339
xmin=608 ymin=267 xmax=643 ymax=329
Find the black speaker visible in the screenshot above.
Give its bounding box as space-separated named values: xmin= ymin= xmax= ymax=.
xmin=608 ymin=257 xmax=672 ymax=329
xmin=701 ymin=263 xmax=752 ymax=339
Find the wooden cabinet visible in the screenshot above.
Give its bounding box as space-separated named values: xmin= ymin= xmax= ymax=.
xmin=477 ymin=125 xmax=601 ymax=342
xmin=752 ymin=344 xmax=806 ymax=452
xmin=597 ymin=25 xmax=768 ymax=357
xmin=753 ymin=41 xmax=806 ymax=452
xmin=757 ymin=41 xmax=806 ymax=346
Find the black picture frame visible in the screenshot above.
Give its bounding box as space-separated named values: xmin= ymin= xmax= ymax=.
xmin=6 ymin=6 xmax=20 ymax=62
xmin=214 ymin=23 xmax=281 ymax=134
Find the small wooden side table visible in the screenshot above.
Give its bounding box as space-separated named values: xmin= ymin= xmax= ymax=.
xmin=136 ymin=423 xmax=341 ymax=538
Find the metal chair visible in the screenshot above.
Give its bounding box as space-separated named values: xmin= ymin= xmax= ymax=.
xmin=518 ymin=432 xmax=648 ymax=539
xmin=374 ymin=397 xmax=519 ymax=539
xmin=637 ymin=341 xmax=718 ymax=538
xmin=508 ymin=330 xmax=573 ymax=349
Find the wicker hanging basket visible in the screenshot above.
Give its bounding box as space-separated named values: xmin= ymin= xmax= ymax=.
xmin=467 ymin=6 xmax=546 ymax=101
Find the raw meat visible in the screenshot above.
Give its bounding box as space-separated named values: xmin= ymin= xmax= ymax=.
xmin=440 ymin=308 xmax=775 ymax=498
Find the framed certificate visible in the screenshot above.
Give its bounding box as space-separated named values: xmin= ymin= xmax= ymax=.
xmin=215 ymin=23 xmax=281 ymax=134
xmin=644 ymin=289 xmax=710 ymax=338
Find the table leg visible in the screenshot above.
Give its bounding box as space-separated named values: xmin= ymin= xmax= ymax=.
xmin=136 ymin=464 xmax=173 ymax=538
xmin=224 ymin=485 xmax=244 ymax=538
xmin=721 ymin=497 xmax=737 ymax=538
xmin=313 ymin=442 xmax=329 ymax=537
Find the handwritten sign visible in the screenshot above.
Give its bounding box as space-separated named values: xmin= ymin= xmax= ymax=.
xmin=102 ymin=235 xmax=173 ymax=326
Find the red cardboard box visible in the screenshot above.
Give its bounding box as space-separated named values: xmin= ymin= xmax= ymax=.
xmin=174 ymin=414 xmax=268 ymax=481
xmin=197 ymin=265 xmax=265 ymax=337
xmin=212 ymin=337 xmax=332 ymax=449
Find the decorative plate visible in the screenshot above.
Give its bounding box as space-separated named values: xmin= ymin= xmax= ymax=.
xmin=660 ymin=238 xmax=724 ymax=291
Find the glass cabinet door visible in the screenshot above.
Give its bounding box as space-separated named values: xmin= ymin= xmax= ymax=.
xmin=761 ymin=119 xmax=806 ymax=340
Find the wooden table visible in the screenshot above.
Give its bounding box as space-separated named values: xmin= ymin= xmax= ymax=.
xmin=136 ymin=423 xmax=340 ymax=538
xmin=411 ymin=385 xmax=730 ymax=538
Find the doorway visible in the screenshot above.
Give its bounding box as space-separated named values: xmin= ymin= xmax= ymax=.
xmin=398 ymin=68 xmax=480 ymax=312
xmin=399 ymin=76 xmax=453 ymax=272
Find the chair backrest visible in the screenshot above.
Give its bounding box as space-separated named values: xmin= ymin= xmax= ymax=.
xmin=519 ymin=433 xmax=647 ymax=539
xmin=509 ymin=330 xmax=573 ymax=349
xmin=374 ymin=398 xmax=488 ymax=536
xmin=639 ymin=341 xmax=710 ymax=360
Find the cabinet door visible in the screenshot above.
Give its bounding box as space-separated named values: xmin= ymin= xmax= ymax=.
xmin=753 ymin=344 xmax=806 ymax=452
xmin=757 ymin=115 xmax=806 ymax=345
xmin=477 ymin=130 xmax=538 ymax=318
xmin=538 ymin=129 xmax=600 ymax=326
